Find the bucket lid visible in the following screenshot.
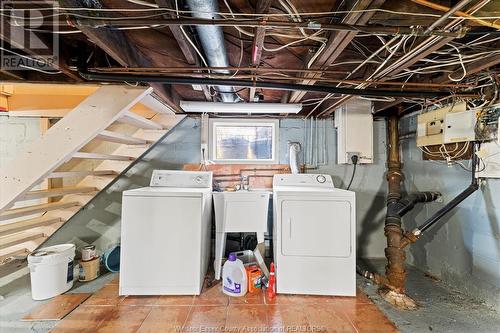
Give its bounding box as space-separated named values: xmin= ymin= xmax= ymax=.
xmin=28 ymin=244 xmax=75 ymax=264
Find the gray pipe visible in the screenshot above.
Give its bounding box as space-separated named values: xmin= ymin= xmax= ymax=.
xmin=185 ymin=0 xmax=237 ymax=102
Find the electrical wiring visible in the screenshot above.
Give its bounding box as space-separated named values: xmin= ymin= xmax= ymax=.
xmin=222 ymin=0 xmax=255 ymax=39
xmin=221 ymin=0 xmax=326 ymax=46
xmin=25 ymin=24 xmax=174 ymax=34
xmin=221 ymin=0 xmax=243 ymax=79
xmin=263 ymin=30 xmax=325 ymax=52
xmin=449 ymin=44 xmax=467 ymax=82
xmin=172 ymin=0 xmax=209 ymax=70
xmin=19 ymin=64 xmax=62 ymax=74
xmin=127 ymin=0 xmax=159 ymax=8
xmin=303 ymin=37 xmax=397 ymax=117
xmin=307 ymin=42 xmax=326 ymax=68
xmin=366 ymin=35 xmax=408 ymax=81
xmin=277 ymin=0 xmax=326 ymax=45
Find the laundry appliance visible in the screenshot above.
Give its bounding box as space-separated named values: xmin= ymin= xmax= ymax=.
xmin=272 ymin=173 xmax=356 ymax=296
xmin=120 ymin=170 xmax=213 ymax=295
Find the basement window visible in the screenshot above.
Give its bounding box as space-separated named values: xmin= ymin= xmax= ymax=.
xmin=209 ymin=119 xmax=279 ymax=164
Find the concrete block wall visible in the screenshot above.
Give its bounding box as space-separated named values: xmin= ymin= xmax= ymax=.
xmin=44 ymin=117 xmax=390 ymax=260
xmin=0 ymin=115 xmax=41 ymax=168
xmin=400 ymin=115 xmax=500 ymax=311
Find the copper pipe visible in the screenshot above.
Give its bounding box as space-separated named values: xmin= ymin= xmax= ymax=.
xmin=384 ymin=112 xmax=407 ymax=293
xmin=90 ymin=67 xmax=473 ymax=89
xmin=412 ymin=0 xmax=500 ymax=30
xmin=91 ymin=66 xmax=349 ymax=75
xmin=59 ymin=17 xmax=463 ymax=37
xmin=421 ymin=0 xmax=474 ymax=33
xmin=89 ymin=69 xmax=473 ymax=89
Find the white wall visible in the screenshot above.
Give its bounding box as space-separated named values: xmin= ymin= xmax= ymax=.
xmin=278 ymin=118 xmax=389 ymax=258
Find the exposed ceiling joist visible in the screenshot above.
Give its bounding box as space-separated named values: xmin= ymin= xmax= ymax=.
xmin=155 ymin=0 xmax=197 ymax=65
xmin=320 ymin=0 xmax=492 ymax=117
xmin=249 ymin=0 xmax=273 ymax=102
xmin=0 ymin=18 xmax=80 ymax=81
xmin=58 ymin=0 xmax=181 ymax=112
xmin=288 ymin=0 xmax=386 ymax=103
xmin=434 ymin=54 xmax=500 ymax=84
xmin=373 ymin=53 xmax=500 ymax=114
xmin=155 ymin=0 xmax=212 ymax=101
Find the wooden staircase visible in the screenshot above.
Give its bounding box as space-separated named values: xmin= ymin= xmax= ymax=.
xmin=0 ymin=85 xmax=185 ymax=264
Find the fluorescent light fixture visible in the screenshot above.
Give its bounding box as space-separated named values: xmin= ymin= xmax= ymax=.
xmin=180 ymin=101 xmax=302 ymax=114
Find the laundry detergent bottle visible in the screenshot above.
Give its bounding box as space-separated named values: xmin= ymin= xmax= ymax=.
xmin=222 ymin=252 xmax=248 ymax=297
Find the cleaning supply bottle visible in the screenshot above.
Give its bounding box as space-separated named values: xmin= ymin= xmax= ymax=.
xmin=267 ymin=262 xmax=276 ymax=299
xmin=222 ymin=252 xmax=248 ymax=297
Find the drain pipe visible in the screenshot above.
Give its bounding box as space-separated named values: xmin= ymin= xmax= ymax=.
xmin=400 ymin=144 xmax=480 ymax=248
xmin=185 ymin=0 xmax=237 ymax=102
xmin=384 ymin=114 xmax=407 ymax=295
xmin=359 ymin=113 xmax=441 ymax=309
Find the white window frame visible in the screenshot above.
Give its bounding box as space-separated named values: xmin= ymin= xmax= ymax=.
xmin=208 ymin=119 xmax=279 ymax=164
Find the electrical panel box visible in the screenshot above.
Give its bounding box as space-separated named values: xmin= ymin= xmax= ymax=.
xmin=334 ymin=98 xmax=373 ymax=164
xmin=443 ymin=110 xmax=477 ymax=144
xmin=417 ymin=102 xmax=466 ymax=147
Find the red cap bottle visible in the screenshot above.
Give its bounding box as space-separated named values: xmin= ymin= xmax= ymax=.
xmin=267 ymin=262 xmax=276 ymax=299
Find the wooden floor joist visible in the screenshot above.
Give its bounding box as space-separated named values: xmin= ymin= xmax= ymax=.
xmin=96 ymin=130 xmax=150 ymax=145
xmin=72 ymin=152 xmax=135 ymax=161
xmin=118 ymin=112 xmax=164 ymax=130
xmin=0 ymin=202 xmax=80 ymax=221
xmin=0 ymin=216 xmax=63 ymax=237
xmin=21 ymin=187 xmax=97 ymax=201
xmin=0 ymin=232 xmax=46 ymax=250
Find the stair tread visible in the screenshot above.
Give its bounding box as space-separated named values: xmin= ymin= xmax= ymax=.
xmin=96 ymin=130 xmax=150 ymax=145
xmin=73 ymin=152 xmax=135 ymax=161
xmin=118 ymin=112 xmax=164 ymax=130
xmin=0 ymin=216 xmax=63 ymax=236
xmin=0 ymin=231 xmax=46 ymax=250
xmin=22 ymin=186 xmax=97 ymax=200
xmin=48 ymin=170 xmax=117 ymax=178
xmin=0 ymin=202 xmax=80 ymax=221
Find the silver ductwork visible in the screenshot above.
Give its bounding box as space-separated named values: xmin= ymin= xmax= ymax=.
xmin=288 ymin=142 xmax=302 ymax=174
xmin=185 ymin=0 xmax=238 ymax=102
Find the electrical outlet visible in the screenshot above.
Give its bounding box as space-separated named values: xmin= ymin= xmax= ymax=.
xmin=347 ymin=152 xmax=360 ymax=163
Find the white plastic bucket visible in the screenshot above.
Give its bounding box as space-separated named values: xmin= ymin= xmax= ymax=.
xmin=27 ymin=244 xmax=76 ymax=300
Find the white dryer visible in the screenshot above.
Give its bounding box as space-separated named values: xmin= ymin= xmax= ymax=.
xmin=120 ymin=170 xmax=212 ymax=295
xmin=272 ymin=174 xmax=356 ymax=296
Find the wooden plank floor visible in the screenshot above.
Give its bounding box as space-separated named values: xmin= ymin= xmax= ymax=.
xmin=50 ymin=276 xmax=399 ymax=333
xmin=22 ymin=293 xmax=92 ymax=321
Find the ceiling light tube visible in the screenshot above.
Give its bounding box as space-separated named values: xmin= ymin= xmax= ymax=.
xmin=180 ymin=101 xmax=302 ymax=114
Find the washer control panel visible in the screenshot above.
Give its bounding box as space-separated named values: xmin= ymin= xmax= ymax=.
xmin=150 ymin=170 xmax=212 ymax=188
xmin=273 ymin=174 xmax=334 ymax=188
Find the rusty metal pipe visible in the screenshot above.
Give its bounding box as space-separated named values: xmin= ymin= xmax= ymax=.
xmin=384 ymin=113 xmax=407 ymax=293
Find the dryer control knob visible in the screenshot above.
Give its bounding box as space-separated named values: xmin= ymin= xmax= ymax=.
xmin=316 ymin=175 xmax=326 ymax=183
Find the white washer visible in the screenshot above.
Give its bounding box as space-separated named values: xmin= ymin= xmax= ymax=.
xmin=120 ymin=170 xmax=212 ymax=295
xmin=273 ymin=174 xmax=356 ymax=296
